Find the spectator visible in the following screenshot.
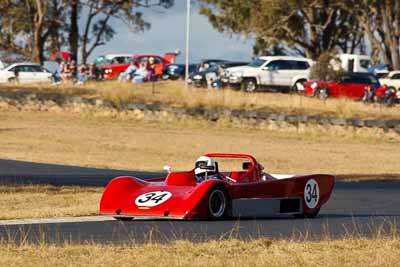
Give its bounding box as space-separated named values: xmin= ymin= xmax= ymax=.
xmin=76 ymin=63 xmax=88 ymax=85
xmin=146 ymin=57 xmax=156 ymax=81
xmin=13 ymin=67 xmax=20 ymax=84
xmin=118 ymin=61 xmax=137 ymax=82
xmin=362 ymin=85 xmax=375 ymax=103
xmin=61 ymin=61 xmax=72 ymax=83
xmin=132 ymin=61 xmax=148 ymax=83
xmin=213 ymin=65 xmax=225 ymax=89
xmin=52 ymin=61 xmax=63 ymax=85
xmin=70 ymin=60 xmax=78 ymax=81
xmin=198 ymin=63 xmax=206 ymax=72
xmin=88 ymin=63 xmax=101 ymax=81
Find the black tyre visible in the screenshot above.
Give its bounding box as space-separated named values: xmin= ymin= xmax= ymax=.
xmin=315 ymin=88 xmax=329 ymax=100
xmin=242 ymin=78 xmax=257 ymax=92
xmin=207 ymin=186 xmax=231 ymax=219
xmin=291 ymin=80 xmax=306 ymax=93
xmin=295 ymin=208 xmax=320 ymax=219
xmin=114 ymin=217 xmax=133 ymax=221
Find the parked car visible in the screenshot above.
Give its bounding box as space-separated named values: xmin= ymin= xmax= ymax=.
xmin=379 ymin=71 xmax=400 ymax=90
xmin=303 ymin=72 xmax=381 ymax=100
xmin=0 ymin=62 xmax=52 ymax=84
xmin=368 ymin=64 xmax=390 ymax=78
xmin=101 ymin=53 xmax=178 ymax=80
xmin=94 ymin=54 xmax=133 ymax=67
xmin=188 ymin=60 xmax=249 ymax=87
xmin=227 ymin=56 xmax=313 ymax=92
xmin=163 ymin=63 xmax=198 ymax=80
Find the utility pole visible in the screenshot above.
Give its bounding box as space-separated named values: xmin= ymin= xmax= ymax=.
xmin=184 ymin=0 xmax=191 ymax=90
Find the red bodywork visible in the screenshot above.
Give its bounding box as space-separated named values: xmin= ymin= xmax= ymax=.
xmin=303 ymin=81 xmax=376 ymax=99
xmin=101 ymin=53 xmax=177 ymax=80
xmin=99 ymin=153 xmax=335 ymax=219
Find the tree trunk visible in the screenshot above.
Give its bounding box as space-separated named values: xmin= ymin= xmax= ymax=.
xmin=69 ymin=0 xmax=79 ymax=62
xmin=33 ymin=0 xmax=45 ymax=64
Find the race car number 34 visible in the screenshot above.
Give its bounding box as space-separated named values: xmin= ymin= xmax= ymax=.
xmin=304 ymin=179 xmax=319 ymax=209
xmin=135 ymin=191 xmax=172 ymax=207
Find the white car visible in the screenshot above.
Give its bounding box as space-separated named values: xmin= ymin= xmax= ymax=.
xmin=379 ymin=71 xmax=400 ymax=90
xmin=0 ymin=63 xmax=52 ymax=84
xmin=226 ymin=56 xmax=313 ymax=92
xmin=94 ymin=54 xmax=133 ymax=66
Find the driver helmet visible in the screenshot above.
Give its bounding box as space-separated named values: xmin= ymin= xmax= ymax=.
xmin=194 ymin=156 xmax=216 ymax=176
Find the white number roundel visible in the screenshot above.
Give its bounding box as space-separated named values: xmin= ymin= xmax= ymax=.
xmin=135 ymin=191 xmax=172 ymax=207
xmin=304 ymin=179 xmax=320 ymax=209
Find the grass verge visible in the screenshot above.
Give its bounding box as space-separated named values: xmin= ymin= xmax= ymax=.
xmin=1 ymin=80 xmax=400 ymax=119
xmin=0 ymin=110 xmax=399 ymax=176
xmin=0 ymin=238 xmax=399 ymax=266
xmin=0 ymin=184 xmax=102 ymax=220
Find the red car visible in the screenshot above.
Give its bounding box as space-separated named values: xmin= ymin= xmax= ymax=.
xmin=101 ymin=53 xmax=178 ymax=80
xmin=99 ymin=153 xmax=335 ymax=220
xmin=303 ymin=72 xmax=382 ymax=100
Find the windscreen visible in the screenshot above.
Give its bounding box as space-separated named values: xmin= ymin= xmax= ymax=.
xmin=248 ymin=58 xmax=266 ymax=68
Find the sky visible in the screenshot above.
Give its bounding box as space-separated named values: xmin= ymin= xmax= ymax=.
xmin=87 ymin=1 xmax=255 ymax=63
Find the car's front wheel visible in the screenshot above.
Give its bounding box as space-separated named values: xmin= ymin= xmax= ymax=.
xmin=207 ymin=186 xmax=231 ymax=219
xmin=242 ymin=78 xmax=257 ymax=92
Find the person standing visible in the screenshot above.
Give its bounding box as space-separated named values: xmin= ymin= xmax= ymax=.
xmin=146 ymin=57 xmax=156 ymax=81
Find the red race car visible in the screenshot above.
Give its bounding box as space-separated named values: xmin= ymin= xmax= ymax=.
xmin=101 ymin=53 xmax=178 ymax=80
xmin=99 ymin=153 xmax=335 ymax=220
xmin=303 ymin=72 xmax=382 ymax=100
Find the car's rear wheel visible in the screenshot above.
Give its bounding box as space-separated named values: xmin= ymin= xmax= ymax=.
xmin=242 ymin=78 xmax=257 ymax=92
xmin=295 ymin=208 xmax=320 ymax=219
xmin=207 ymin=186 xmax=231 ymax=219
xmin=315 ymin=88 xmax=329 ymax=100
xmin=114 ymin=217 xmax=133 ymax=221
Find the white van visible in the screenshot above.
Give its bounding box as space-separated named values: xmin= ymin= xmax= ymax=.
xmin=333 ymin=54 xmax=371 ymax=73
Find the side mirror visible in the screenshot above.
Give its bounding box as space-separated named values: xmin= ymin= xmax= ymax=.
xmin=163 ymin=165 xmax=172 ymax=173
xmin=262 ymin=67 xmax=270 ymax=71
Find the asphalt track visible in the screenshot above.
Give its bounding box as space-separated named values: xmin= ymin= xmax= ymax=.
xmin=0 ymin=159 xmax=399 ymax=243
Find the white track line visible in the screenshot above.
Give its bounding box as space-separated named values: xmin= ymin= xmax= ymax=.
xmin=0 ymin=216 xmax=115 ymax=226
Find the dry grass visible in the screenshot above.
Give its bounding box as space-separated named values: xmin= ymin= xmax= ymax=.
xmin=0 ymin=109 xmax=399 ymax=176
xmin=0 ymin=184 xmax=102 ymax=219
xmin=1 ymin=80 xmax=400 ymax=119
xmin=0 ymin=238 xmax=399 ymax=266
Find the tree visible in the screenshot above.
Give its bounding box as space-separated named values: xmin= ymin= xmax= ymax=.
xmin=0 ymin=0 xmax=68 ymax=64
xmin=0 ymin=0 xmax=174 ymax=64
xmin=353 ymin=0 xmax=400 ymax=69
xmin=199 ymin=0 xmax=364 ymax=59
xmin=77 ymin=0 xmax=175 ymax=64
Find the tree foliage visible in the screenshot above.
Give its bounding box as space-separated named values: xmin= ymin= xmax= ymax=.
xmin=310 ymin=52 xmax=344 ymax=82
xmin=0 ymin=0 xmax=174 ymax=64
xmin=352 ymin=0 xmax=400 ymax=69
xmin=199 ymin=0 xmax=364 ymax=60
